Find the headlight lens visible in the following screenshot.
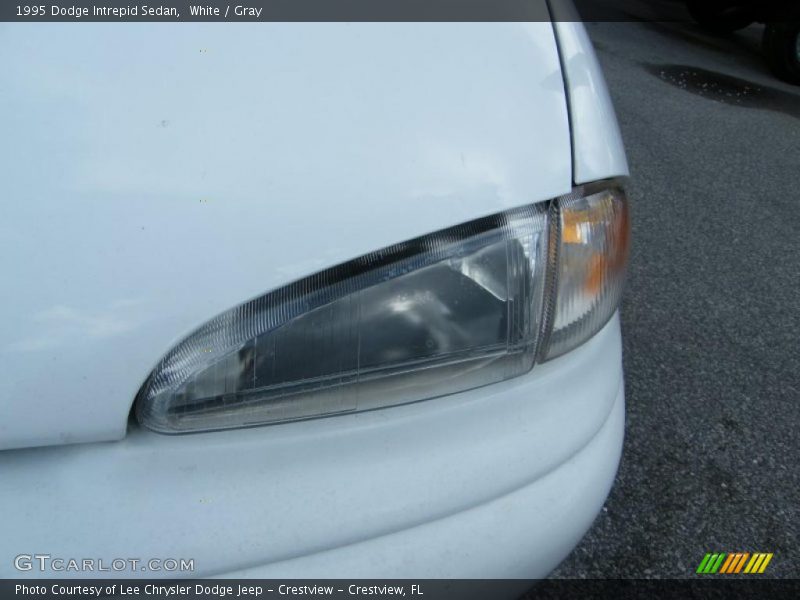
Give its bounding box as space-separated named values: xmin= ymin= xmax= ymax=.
xmin=137 ymin=204 xmax=551 ymax=433
xmin=136 ymin=181 xmax=629 ymax=434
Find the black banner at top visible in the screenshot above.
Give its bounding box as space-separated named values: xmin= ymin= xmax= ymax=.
xmin=4 ymin=0 xmax=799 ymax=23
xmin=7 ymin=0 xmax=548 ymax=22
xmin=4 ymin=0 xmax=797 ymax=23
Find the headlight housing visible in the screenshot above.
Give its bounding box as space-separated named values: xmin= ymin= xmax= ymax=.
xmin=136 ymin=181 xmax=629 ymax=434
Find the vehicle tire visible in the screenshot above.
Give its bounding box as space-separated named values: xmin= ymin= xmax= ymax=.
xmin=762 ymin=22 xmax=800 ymax=85
xmin=685 ymin=0 xmax=755 ymax=33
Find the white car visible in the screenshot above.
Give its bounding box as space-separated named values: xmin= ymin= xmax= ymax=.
xmin=0 ymin=14 xmax=629 ymax=580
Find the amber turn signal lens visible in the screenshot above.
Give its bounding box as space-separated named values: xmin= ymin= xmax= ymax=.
xmin=540 ymin=185 xmax=629 ymax=361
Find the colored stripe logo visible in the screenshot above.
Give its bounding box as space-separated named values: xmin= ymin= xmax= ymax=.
xmin=696 ymin=552 xmax=773 ymax=574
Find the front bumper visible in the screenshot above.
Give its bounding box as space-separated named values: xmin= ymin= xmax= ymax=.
xmin=0 ymin=315 xmax=624 ymax=579
xmin=228 ymin=379 xmax=624 ymax=579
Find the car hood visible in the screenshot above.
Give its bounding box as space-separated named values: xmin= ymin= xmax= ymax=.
xmin=0 ymin=21 xmax=572 ymax=450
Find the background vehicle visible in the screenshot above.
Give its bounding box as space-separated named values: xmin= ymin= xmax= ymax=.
xmin=685 ymin=0 xmax=800 ymax=83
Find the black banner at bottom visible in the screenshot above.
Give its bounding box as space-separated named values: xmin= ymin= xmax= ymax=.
xmin=2 ymin=580 xmax=800 ymax=600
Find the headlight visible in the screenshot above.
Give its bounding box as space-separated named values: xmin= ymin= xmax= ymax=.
xmin=136 ymin=181 xmax=628 ymax=433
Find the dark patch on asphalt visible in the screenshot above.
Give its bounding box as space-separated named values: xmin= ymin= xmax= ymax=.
xmin=647 ymin=64 xmax=800 ymax=119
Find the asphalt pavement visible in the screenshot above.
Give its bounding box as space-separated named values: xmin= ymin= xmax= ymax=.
xmin=550 ymin=17 xmax=800 ymax=579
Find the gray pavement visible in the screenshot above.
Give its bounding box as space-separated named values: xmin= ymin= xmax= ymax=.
xmin=550 ymin=18 xmax=800 ymax=579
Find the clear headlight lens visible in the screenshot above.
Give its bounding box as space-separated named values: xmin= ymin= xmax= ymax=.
xmin=136 ymin=205 xmax=551 ymax=433
xmin=136 ymin=181 xmax=629 ymax=434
